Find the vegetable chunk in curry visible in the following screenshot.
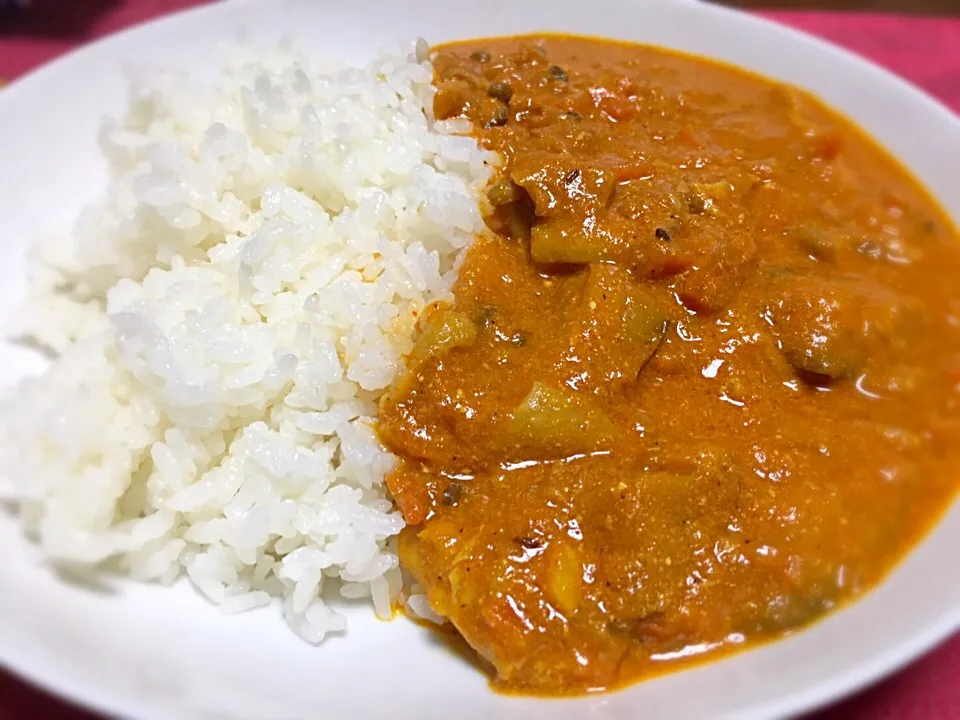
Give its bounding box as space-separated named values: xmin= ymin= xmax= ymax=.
xmin=378 ymin=36 xmax=960 ymax=695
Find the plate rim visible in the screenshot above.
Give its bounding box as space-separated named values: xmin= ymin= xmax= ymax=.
xmin=0 ymin=1 xmax=958 ymax=719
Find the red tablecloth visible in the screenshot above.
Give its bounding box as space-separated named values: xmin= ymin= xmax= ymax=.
xmin=0 ymin=3 xmax=958 ymax=719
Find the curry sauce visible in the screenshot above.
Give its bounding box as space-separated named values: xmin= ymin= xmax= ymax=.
xmin=378 ymin=36 xmax=960 ymax=695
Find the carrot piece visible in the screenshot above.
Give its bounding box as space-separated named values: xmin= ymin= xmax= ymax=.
xmin=611 ymin=163 xmax=652 ymax=183
xmin=386 ymin=471 xmax=431 ymax=525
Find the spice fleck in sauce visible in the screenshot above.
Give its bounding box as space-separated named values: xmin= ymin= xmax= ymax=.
xmin=378 ymin=36 xmax=960 ymax=695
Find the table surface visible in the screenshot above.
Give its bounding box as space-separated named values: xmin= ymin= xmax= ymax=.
xmin=0 ymin=2 xmax=958 ymax=719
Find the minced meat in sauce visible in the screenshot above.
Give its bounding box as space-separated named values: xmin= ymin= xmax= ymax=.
xmin=377 ymin=35 xmax=960 ymax=695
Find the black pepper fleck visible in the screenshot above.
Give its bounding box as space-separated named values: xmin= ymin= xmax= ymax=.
xmin=486 ymin=106 xmax=508 ymax=128
xmin=488 ymin=81 xmax=513 ymax=103
xmin=474 ymin=305 xmax=498 ymax=328
xmin=687 ymin=193 xmax=706 ymax=215
xmin=515 ymin=536 xmax=543 ymax=549
xmin=442 ymin=483 xmax=463 ymax=506
xmin=512 ymin=330 xmax=530 ymax=347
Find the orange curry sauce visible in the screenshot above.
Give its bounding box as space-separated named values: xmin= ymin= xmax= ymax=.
xmin=377 ymin=36 xmax=960 ymax=695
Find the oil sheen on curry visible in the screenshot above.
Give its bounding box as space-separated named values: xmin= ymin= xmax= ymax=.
xmin=378 ymin=35 xmax=960 ymax=695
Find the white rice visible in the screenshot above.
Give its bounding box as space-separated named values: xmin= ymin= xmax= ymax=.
xmin=0 ymin=40 xmax=494 ymax=642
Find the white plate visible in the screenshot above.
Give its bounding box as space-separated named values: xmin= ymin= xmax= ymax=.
xmin=1 ymin=1 xmax=958 ymax=718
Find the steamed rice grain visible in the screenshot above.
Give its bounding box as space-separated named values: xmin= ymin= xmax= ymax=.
xmin=0 ymin=41 xmax=494 ymax=642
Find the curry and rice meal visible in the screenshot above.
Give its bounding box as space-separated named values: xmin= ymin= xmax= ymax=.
xmin=2 ymin=35 xmax=958 ymax=696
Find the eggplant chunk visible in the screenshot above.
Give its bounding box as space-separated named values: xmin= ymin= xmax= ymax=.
xmin=409 ymin=310 xmax=478 ymax=368
xmin=530 ymin=220 xmax=615 ymax=265
xmin=507 ymin=382 xmax=617 ymax=458
xmin=768 ymin=275 xmax=905 ymax=380
xmin=384 ymin=310 xmax=478 ymax=403
xmin=554 ymin=264 xmax=671 ymax=393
